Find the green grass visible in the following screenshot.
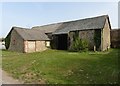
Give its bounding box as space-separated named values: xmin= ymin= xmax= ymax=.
xmin=2 ymin=49 xmax=119 ymax=84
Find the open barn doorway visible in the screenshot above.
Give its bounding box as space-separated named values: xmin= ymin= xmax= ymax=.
xmin=57 ymin=34 xmax=68 ymax=50
xmin=94 ymin=29 xmax=101 ymax=51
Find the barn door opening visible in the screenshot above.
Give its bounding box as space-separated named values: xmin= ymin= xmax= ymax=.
xmin=57 ymin=34 xmax=68 ymax=50
xmin=94 ymin=29 xmax=101 ymax=51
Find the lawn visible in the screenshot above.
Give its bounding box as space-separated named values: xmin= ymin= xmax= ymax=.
xmin=2 ymin=49 xmax=119 ymax=84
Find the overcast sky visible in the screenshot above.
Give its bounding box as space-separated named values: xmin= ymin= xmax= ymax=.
xmin=0 ymin=2 xmax=118 ymax=37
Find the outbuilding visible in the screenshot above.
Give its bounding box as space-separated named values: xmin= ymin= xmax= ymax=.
xmin=5 ymin=27 xmax=50 ymax=53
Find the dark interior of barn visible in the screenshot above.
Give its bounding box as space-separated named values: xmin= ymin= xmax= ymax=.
xmin=57 ymin=34 xmax=68 ymax=50
xmin=94 ymin=29 xmax=101 ymax=50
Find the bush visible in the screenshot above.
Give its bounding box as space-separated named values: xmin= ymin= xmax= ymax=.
xmin=69 ymin=37 xmax=88 ymax=52
xmin=5 ymin=36 xmax=11 ymax=49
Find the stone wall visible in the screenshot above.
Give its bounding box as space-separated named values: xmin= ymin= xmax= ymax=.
xmin=101 ymin=18 xmax=111 ymax=51
xmin=79 ymin=30 xmax=95 ymax=50
xmin=8 ymin=29 xmax=24 ymax=52
xmin=68 ymin=30 xmax=95 ymax=50
xmin=51 ymin=35 xmax=58 ymax=49
xmin=36 ymin=41 xmax=47 ymax=52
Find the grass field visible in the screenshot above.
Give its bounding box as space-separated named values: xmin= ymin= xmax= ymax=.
xmin=2 ymin=49 xmax=119 ymax=84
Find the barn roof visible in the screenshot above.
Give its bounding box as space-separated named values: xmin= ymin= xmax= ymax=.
xmin=13 ymin=27 xmax=50 ymax=41
xmin=52 ymin=15 xmax=109 ymax=34
xmin=32 ymin=23 xmax=62 ymax=33
xmin=32 ymin=15 xmax=110 ymax=35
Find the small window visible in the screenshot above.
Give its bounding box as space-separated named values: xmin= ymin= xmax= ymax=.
xmin=45 ymin=41 xmax=50 ymax=47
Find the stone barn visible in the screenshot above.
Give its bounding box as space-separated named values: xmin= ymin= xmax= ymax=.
xmin=5 ymin=27 xmax=50 ymax=53
xmin=52 ymin=15 xmax=111 ymax=51
xmin=5 ymin=15 xmax=111 ymax=53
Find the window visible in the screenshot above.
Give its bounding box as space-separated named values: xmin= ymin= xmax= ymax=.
xmin=45 ymin=41 xmax=50 ymax=47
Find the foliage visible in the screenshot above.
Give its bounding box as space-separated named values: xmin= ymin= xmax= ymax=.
xmin=70 ymin=37 xmax=88 ymax=52
xmin=69 ymin=31 xmax=88 ymax=52
xmin=94 ymin=30 xmax=101 ymax=50
xmin=5 ymin=35 xmax=11 ymax=49
xmin=2 ymin=49 xmax=119 ymax=84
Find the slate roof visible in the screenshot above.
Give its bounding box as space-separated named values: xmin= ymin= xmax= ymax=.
xmin=32 ymin=15 xmax=109 ymax=35
xmin=32 ymin=23 xmax=62 ymax=33
xmin=13 ymin=27 xmax=50 ymax=41
xmin=52 ymin=15 xmax=109 ymax=34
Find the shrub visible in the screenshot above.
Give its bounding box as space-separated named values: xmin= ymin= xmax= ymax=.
xmin=69 ymin=37 xmax=88 ymax=52
xmin=5 ymin=36 xmax=11 ymax=49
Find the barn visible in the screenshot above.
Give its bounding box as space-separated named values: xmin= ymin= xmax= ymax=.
xmin=5 ymin=27 xmax=50 ymax=53
xmin=5 ymin=15 xmax=111 ymax=53
xmin=52 ymin=15 xmax=111 ymax=51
